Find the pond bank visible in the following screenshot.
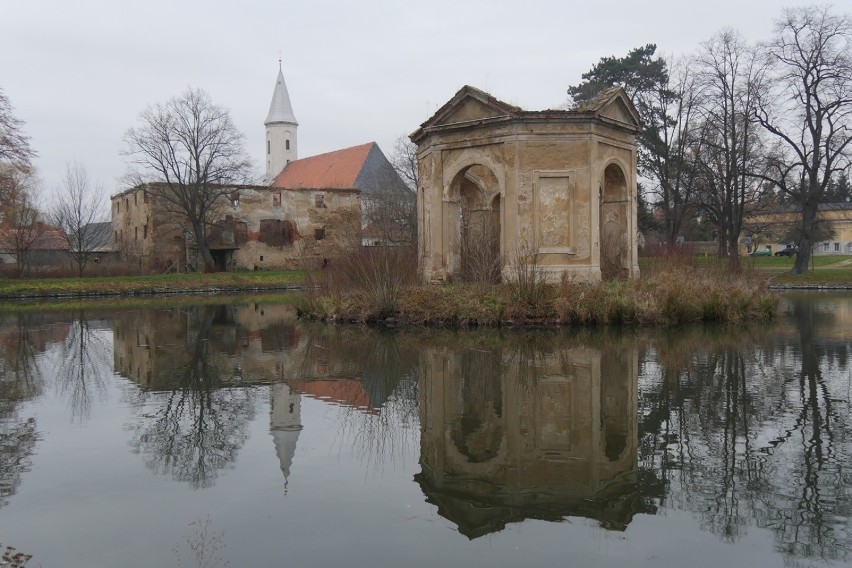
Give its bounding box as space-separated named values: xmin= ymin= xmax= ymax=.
xmin=299 ymin=273 xmax=780 ymax=328
xmin=0 ymin=270 xmax=303 ymax=300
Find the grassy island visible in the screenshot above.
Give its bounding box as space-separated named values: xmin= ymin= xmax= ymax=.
xmin=297 ymin=249 xmax=780 ymax=327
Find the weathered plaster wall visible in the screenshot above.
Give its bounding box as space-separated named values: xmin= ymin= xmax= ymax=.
xmin=414 ymin=88 xmax=640 ymax=284
xmin=111 ymin=185 xmax=360 ymax=272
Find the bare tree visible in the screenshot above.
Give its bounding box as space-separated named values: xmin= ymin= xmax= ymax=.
xmin=695 ymin=30 xmax=768 ymax=269
xmin=122 ymin=88 xmax=253 ymax=272
xmin=0 ymin=87 xmax=35 ymax=172
xmin=642 ymin=56 xmax=707 ymax=243
xmin=50 ymin=163 xmax=107 ymax=276
xmin=359 ymin=137 xmax=417 ymax=245
xmin=754 ymin=6 xmax=852 ymax=274
xmin=390 ymin=135 xmax=419 ymax=192
xmin=0 ymin=169 xmax=44 ymax=277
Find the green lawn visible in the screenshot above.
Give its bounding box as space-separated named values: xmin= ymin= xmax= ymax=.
xmin=0 ymin=270 xmax=304 ymax=299
xmin=744 ymin=254 xmax=852 ymax=270
xmin=771 ymin=269 xmax=852 ymax=286
xmin=639 ymin=254 xmax=852 ymax=286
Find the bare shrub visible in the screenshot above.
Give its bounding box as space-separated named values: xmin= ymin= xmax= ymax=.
xmin=304 ymin=245 xmax=418 ymax=318
xmin=641 ymin=241 xmax=698 ymax=276
xmin=510 ymin=244 xmax=549 ymax=307
xmin=460 ymin=210 xmax=501 ymax=285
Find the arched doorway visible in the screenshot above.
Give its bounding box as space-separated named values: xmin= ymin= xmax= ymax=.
xmin=452 ymin=165 xmax=502 ymax=283
xmin=600 ymin=164 xmax=630 ymax=280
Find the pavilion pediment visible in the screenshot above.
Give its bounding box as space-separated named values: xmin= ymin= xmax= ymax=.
xmin=432 ymin=96 xmax=511 ymax=125
xmin=419 ymin=86 xmax=520 ymax=131
xmin=578 ymin=87 xmax=642 ymax=129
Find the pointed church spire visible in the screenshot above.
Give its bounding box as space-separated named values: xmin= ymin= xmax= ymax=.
xmin=265 ymin=66 xmax=298 ymax=126
xmin=265 ymin=63 xmax=299 ymax=183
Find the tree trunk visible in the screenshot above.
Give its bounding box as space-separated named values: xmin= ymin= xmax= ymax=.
xmin=717 ymin=225 xmax=728 ymax=258
xmin=728 ymin=235 xmax=741 ymax=272
xmin=792 ymin=202 xmax=817 ymax=274
xmin=192 ymin=222 xmax=216 ymax=273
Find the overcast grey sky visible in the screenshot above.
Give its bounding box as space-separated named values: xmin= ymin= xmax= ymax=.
xmin=0 ymin=0 xmax=829 ymax=200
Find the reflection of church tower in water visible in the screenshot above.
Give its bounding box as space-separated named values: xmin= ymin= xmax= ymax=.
xmin=416 ymin=339 xmax=642 ymax=539
xmin=270 ymin=382 xmax=302 ymax=492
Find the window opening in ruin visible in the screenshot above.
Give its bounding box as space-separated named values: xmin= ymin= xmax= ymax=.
xmin=273 ymin=192 xmax=282 ymax=207
xmin=315 ymin=194 xmax=325 ymax=208
xmin=231 ymin=192 xmax=240 ymax=207
xmin=143 ymin=225 xmax=148 ymax=239
xmin=315 ymin=227 xmax=325 ymax=240
xmin=135 ymin=227 xmax=138 ymax=240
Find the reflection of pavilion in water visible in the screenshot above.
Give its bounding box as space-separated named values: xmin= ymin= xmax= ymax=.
xmin=416 ymin=342 xmax=644 ymax=539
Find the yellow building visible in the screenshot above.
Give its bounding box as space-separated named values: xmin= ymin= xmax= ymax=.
xmin=746 ymin=203 xmax=852 ymax=256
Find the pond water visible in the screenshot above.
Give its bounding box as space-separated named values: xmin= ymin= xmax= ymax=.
xmin=0 ymin=293 xmax=850 ymax=567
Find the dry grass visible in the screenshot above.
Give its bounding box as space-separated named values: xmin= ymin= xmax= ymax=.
xmin=298 ymin=245 xmax=418 ymax=319
xmin=302 ymin=263 xmax=778 ymax=327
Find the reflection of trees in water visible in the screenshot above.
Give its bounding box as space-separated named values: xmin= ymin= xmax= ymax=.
xmin=299 ymin=327 xmax=420 ymax=472
xmin=0 ymin=314 xmax=45 ymax=411
xmin=639 ymin=314 xmax=852 ymax=563
xmin=125 ymin=307 xmax=256 ymax=489
xmin=53 ymin=313 xmax=111 ymax=421
xmin=0 ymin=416 xmax=37 ymax=508
xmin=0 ymin=314 xmax=45 ymax=509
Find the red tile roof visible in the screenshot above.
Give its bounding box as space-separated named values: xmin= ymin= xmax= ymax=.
xmin=0 ymin=228 xmax=69 ymax=251
xmin=271 ymin=142 xmax=375 ymax=190
xmin=286 ymin=379 xmax=377 ymax=414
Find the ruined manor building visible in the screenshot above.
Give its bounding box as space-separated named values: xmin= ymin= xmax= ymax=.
xmin=111 ymin=182 xmax=359 ymax=272
xmin=111 ymin=65 xmax=406 ymax=272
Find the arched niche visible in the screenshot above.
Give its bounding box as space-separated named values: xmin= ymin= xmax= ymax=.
xmin=447 ymin=164 xmax=502 ymax=283
xmin=600 ymin=163 xmax=630 ymax=280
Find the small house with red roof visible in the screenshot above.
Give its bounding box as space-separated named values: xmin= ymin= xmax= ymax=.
xmin=0 ymin=224 xmax=70 ymax=273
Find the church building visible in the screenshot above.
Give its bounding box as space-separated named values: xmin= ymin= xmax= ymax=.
xmin=111 ymin=65 xmax=408 ymax=272
xmin=266 ymin=66 xmax=413 ymax=245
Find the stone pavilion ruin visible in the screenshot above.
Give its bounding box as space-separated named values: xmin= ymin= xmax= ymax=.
xmin=411 ymin=85 xmax=641 ymax=283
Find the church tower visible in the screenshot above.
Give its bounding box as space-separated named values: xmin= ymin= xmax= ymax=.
xmin=265 ymin=63 xmax=298 ymax=183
